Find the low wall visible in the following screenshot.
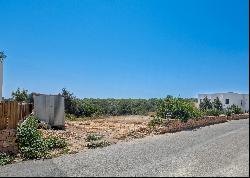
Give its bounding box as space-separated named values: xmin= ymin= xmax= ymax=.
xmin=159 ymin=113 xmax=249 ymax=134
xmin=0 ymin=129 xmax=18 ymax=154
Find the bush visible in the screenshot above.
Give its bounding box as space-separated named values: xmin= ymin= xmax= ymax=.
xmin=0 ymin=153 xmax=14 ymax=166
xmin=212 ymin=97 xmax=223 ymax=111
xmin=157 ymin=97 xmax=202 ymax=122
xmin=17 ymin=116 xmax=67 ymax=159
xmin=16 ymin=116 xmax=48 ymax=159
xmin=45 ymin=136 xmax=67 ymax=149
xmin=204 ymin=109 xmax=221 ymax=116
xmin=148 ymin=117 xmax=163 ymax=128
xmin=199 ymin=97 xmax=213 ymax=111
xmin=226 ymin=104 xmax=243 ymax=115
xmin=85 ymin=134 xmax=103 ymax=142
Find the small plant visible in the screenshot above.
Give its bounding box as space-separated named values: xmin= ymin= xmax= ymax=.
xmin=87 ymin=140 xmax=111 ymax=149
xmin=148 ymin=117 xmax=163 ymax=128
xmin=45 ymin=136 xmax=67 ymax=150
xmin=0 ymin=153 xmax=14 ymax=166
xmin=85 ymin=134 xmax=103 ymax=142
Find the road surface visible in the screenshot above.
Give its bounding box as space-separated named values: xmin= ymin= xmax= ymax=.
xmin=0 ymin=118 xmax=249 ymax=177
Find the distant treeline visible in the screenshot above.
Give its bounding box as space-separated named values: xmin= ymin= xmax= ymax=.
xmin=8 ymin=88 xmax=198 ymax=118
xmin=61 ymin=88 xmax=198 ymax=117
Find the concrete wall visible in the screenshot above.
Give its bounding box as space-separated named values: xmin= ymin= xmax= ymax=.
xmin=0 ymin=62 xmax=3 ymax=101
xmin=33 ymin=94 xmax=65 ymax=128
xmin=198 ymin=93 xmax=249 ymax=112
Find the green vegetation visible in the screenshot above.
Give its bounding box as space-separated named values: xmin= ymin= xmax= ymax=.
xmin=200 ymin=97 xmax=224 ymax=116
xmin=11 ymin=88 xmax=30 ymax=103
xmin=45 ymin=136 xmax=67 ymax=149
xmin=61 ymin=88 xmax=163 ymax=118
xmin=0 ymin=153 xmax=14 ymax=166
xmin=199 ymin=96 xmax=213 ymax=111
xmin=16 ymin=116 xmax=67 ymax=160
xmin=85 ymin=134 xmax=103 ymax=142
xmin=226 ymin=104 xmax=243 ymax=116
xmin=148 ymin=117 xmax=164 ymax=128
xmin=0 ymin=51 xmax=7 ymax=62
xmin=157 ymin=96 xmax=203 ymax=122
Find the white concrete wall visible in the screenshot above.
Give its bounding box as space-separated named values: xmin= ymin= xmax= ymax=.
xmin=0 ymin=62 xmax=3 ymax=101
xmin=198 ymin=93 xmax=249 ymax=112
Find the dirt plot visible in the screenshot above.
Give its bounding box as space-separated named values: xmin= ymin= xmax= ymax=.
xmin=40 ymin=114 xmax=249 ymax=154
xmin=40 ymin=115 xmax=152 ymax=153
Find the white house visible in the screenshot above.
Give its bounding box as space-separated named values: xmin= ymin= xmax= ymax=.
xmin=198 ymin=92 xmax=249 ymax=112
xmin=0 ymin=61 xmax=3 ymax=101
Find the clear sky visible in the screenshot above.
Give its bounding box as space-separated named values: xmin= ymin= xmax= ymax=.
xmin=0 ymin=0 xmax=249 ymax=99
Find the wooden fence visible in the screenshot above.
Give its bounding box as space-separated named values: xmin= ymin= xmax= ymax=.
xmin=0 ymin=101 xmax=33 ymax=130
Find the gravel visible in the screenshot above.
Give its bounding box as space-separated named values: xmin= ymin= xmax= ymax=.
xmin=0 ymin=118 xmax=249 ymax=177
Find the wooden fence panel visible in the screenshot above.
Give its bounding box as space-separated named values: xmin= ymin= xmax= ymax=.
xmin=0 ymin=101 xmax=33 ymax=130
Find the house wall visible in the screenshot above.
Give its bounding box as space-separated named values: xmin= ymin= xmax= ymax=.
xmin=198 ymin=93 xmax=249 ymax=112
xmin=0 ymin=62 xmax=3 ymax=101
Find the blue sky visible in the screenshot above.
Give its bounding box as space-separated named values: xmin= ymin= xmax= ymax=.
xmin=0 ymin=0 xmax=249 ymax=99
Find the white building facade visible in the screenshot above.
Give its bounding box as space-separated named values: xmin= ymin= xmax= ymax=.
xmin=198 ymin=92 xmax=249 ymax=112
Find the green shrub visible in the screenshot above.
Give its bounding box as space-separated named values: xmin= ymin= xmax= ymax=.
xmin=205 ymin=109 xmax=222 ymax=116
xmin=226 ymin=104 xmax=243 ymax=115
xmin=199 ymin=96 xmax=213 ymax=111
xmin=157 ymin=97 xmax=202 ymax=122
xmin=225 ymin=109 xmax=232 ymax=116
xmin=45 ymin=136 xmax=67 ymax=150
xmin=85 ymin=134 xmax=103 ymax=142
xmin=16 ymin=116 xmax=49 ymax=159
xmin=212 ymin=97 xmax=223 ymax=111
xmin=16 ymin=116 xmax=68 ymax=160
xmin=0 ymin=153 xmax=14 ymax=166
xmin=148 ymin=117 xmax=163 ymax=128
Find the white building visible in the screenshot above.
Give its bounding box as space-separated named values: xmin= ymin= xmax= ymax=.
xmin=0 ymin=61 xmax=3 ymax=101
xmin=198 ymin=92 xmax=249 ymax=112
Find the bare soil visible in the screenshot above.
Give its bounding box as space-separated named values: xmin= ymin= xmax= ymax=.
xmin=40 ymin=115 xmax=152 ymax=153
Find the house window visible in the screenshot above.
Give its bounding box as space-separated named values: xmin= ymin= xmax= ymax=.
xmin=225 ymin=99 xmax=229 ymax=104
xmin=241 ymin=100 xmax=243 ymax=106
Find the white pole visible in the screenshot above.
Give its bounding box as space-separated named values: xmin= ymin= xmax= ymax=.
xmin=0 ymin=61 xmax=3 ymax=101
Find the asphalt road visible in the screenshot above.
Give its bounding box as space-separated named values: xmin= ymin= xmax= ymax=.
xmin=0 ymin=119 xmax=249 ymax=177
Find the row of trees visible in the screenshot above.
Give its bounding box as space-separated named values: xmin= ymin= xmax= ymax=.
xmin=8 ymin=88 xmax=244 ymax=121
xmin=61 ymin=88 xmax=163 ymax=117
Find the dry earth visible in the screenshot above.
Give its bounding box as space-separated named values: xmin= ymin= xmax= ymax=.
xmin=40 ymin=115 xmax=153 ymax=153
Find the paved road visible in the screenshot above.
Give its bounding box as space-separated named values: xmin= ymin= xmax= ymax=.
xmin=0 ymin=119 xmax=249 ymax=177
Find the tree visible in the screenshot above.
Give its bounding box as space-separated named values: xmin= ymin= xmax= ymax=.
xmin=0 ymin=51 xmax=7 ymax=62
xmin=11 ymin=88 xmax=29 ymax=102
xmin=60 ymin=88 xmax=80 ymax=116
xmin=212 ymin=97 xmax=223 ymax=111
xmin=199 ymin=96 xmax=213 ymax=111
xmin=227 ymin=104 xmax=243 ymax=115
